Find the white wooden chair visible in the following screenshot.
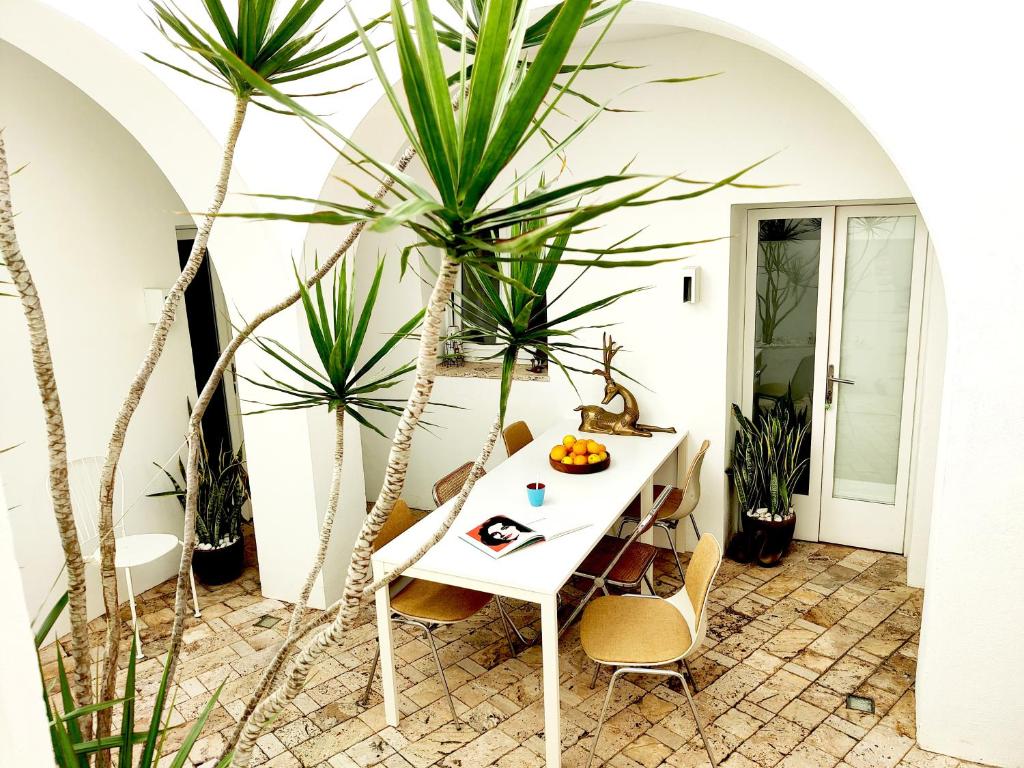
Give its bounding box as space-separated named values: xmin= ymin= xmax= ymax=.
xmin=67 ymin=457 xmax=200 ymax=657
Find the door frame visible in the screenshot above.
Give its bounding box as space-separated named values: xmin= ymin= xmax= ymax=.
xmin=738 ymin=200 xmax=928 ymax=552
xmin=818 ymin=205 xmax=929 ymax=552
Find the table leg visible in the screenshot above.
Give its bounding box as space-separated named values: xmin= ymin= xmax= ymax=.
xmin=373 ymin=560 xmax=399 ymax=727
xmin=541 ymin=595 xmax=561 ymax=768
xmin=640 ymin=480 xmax=655 ymax=594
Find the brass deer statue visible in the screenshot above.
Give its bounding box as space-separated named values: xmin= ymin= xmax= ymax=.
xmin=575 ymin=334 xmax=677 ymax=437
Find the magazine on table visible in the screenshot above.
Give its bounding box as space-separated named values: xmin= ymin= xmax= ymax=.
xmin=460 ymin=514 xmax=591 ymax=559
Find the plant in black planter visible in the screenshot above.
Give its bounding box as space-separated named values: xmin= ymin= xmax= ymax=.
xmin=729 ymin=393 xmax=810 ymax=567
xmin=152 ymin=435 xmax=250 ymax=585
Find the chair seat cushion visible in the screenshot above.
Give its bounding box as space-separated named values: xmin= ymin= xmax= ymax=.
xmin=86 ymin=534 xmax=180 ymax=569
xmin=580 ymin=595 xmax=692 ymax=664
xmin=622 ymin=485 xmax=684 ymax=522
xmin=391 ymin=579 xmax=492 ymax=623
xmin=576 ymin=535 xmax=659 ymax=585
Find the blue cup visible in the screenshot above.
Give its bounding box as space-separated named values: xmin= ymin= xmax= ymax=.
xmin=526 ymin=482 xmax=546 ymax=507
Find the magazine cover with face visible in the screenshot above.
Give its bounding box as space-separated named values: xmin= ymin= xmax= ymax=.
xmin=461 ymin=514 xmax=590 ymax=558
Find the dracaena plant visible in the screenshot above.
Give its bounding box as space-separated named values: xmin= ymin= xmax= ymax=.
xmin=99 ymin=0 xmax=385 ymax=726
xmin=220 ymin=257 xmax=425 ymax=755
xmin=212 ymin=0 xmax=762 ymax=760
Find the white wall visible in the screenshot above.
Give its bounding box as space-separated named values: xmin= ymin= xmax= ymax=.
xmin=313 ymin=30 xmax=915 ymax=547
xmin=0 ymin=42 xmax=200 ymax=625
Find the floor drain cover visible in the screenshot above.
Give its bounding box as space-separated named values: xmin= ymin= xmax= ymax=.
xmin=255 ymin=615 xmax=282 ymax=629
xmin=846 ymin=694 xmax=875 ymax=714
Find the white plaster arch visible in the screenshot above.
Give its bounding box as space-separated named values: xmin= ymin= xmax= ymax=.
xmin=311 ymin=3 xmax=1024 ymax=765
xmin=0 ymin=0 xmax=356 ymax=623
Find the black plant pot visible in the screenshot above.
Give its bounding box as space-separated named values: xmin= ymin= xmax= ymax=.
xmin=192 ymin=537 xmax=245 ymax=585
xmin=746 ymin=512 xmax=796 ymax=568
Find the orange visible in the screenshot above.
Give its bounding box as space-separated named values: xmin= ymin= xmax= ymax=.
xmin=562 ymin=455 xmax=574 ymax=465
xmin=562 ymin=434 xmax=577 ymax=448
xmin=550 ymin=445 xmax=567 ymax=461
xmin=572 ymin=441 xmax=588 ymax=456
xmin=587 ymin=453 xmax=602 ymax=464
xmin=573 ymin=454 xmax=588 ymax=466
xmin=586 ymin=440 xmax=601 ymax=454
xmin=597 ymin=451 xmax=608 ymax=462
xmin=595 ymin=443 xmax=607 ymax=454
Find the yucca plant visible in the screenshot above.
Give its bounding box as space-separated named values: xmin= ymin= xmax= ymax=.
xmin=1 ymin=134 xmax=94 ymax=740
xmin=97 ymin=0 xmax=384 ymax=721
xmin=35 ymin=594 xmax=227 ymax=768
xmin=220 ymin=257 xmax=425 ymax=757
xmin=212 ymin=0 xmax=762 ymax=759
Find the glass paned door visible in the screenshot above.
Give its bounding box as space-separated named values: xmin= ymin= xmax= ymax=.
xmin=744 ymin=208 xmax=835 ymax=541
xmin=819 ymin=206 xmax=927 ymax=552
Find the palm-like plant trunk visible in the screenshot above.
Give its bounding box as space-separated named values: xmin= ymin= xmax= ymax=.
xmin=225 ymin=407 xmax=345 ymax=751
xmin=0 ymin=134 xmax=95 ymax=738
xmin=232 ymin=412 xmax=501 ymax=767
xmin=164 ymin=145 xmax=417 ymax=690
xmin=94 ymin=94 xmax=248 ymax=735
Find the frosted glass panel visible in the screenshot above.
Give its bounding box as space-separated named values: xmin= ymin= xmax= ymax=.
xmin=833 ymin=216 xmax=917 ymax=504
xmin=753 ymin=218 xmax=820 ymax=495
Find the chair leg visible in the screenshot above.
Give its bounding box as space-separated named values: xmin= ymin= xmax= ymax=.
xmin=420 ymin=624 xmax=461 ymax=728
xmin=659 ymin=522 xmax=686 ymax=585
xmin=359 ymin=642 xmax=381 ymax=707
xmin=683 ymin=657 xmax=699 ymax=692
xmin=589 ymin=663 xmax=601 ymax=689
xmin=642 ymin=572 xmax=656 ymax=596
xmin=680 ymin=668 xmax=717 ymax=768
xmin=690 ymin=514 xmax=702 ymax=541
xmin=559 ymin=582 xmax=600 ymax=637
xmin=124 ymin=567 xmax=144 ymax=659
xmin=188 ymin=566 xmax=201 ymax=618
xmin=586 ymin=668 xmax=626 ymax=768
xmin=495 ymin=597 xmax=531 ymax=652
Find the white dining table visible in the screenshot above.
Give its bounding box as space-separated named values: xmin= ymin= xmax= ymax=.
xmin=371 ymin=418 xmax=688 ymax=768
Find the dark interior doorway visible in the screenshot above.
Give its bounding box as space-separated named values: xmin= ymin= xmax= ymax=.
xmin=177 ymin=233 xmax=233 ymax=457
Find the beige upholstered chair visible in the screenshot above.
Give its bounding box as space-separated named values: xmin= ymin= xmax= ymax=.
xmin=360 ymin=500 xmax=521 ymax=725
xmin=559 ymin=485 xmax=678 ymax=636
xmin=617 ymin=439 xmax=711 ymax=584
xmin=502 ymin=420 xmax=534 ymax=458
xmin=580 ymin=534 xmax=723 ymax=768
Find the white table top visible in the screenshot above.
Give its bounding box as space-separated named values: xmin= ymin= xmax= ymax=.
xmin=372 ymin=418 xmax=686 ymax=600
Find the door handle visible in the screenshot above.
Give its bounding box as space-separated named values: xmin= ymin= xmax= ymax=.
xmin=825 ymin=364 xmax=854 ymax=406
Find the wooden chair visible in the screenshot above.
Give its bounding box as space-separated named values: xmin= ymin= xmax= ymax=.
xmin=360 ymin=500 xmax=521 ymax=725
xmin=502 ymin=420 xmax=534 ymax=457
xmin=580 ymin=534 xmax=723 ymax=768
xmin=431 ymin=460 xmax=486 ymax=507
xmin=559 ymin=485 xmax=677 ymax=636
xmin=617 ymin=440 xmax=711 ymax=584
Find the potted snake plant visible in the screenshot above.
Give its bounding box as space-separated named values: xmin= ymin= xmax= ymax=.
xmin=730 ymin=394 xmax=809 ymax=566
xmin=152 ymin=433 xmax=250 ymax=585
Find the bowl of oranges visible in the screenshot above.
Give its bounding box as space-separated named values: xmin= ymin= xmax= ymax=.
xmin=549 ymin=435 xmax=610 ymax=474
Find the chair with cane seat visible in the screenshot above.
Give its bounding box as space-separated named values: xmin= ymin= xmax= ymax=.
xmin=360 ymin=500 xmax=523 ymax=725
xmin=502 ymin=420 xmax=534 ymax=458
xmin=67 ymin=457 xmax=201 ymax=658
xmin=580 ymin=534 xmax=723 ymax=768
xmin=559 ymin=485 xmax=677 ymax=636
xmin=617 ymin=440 xmax=710 ymax=584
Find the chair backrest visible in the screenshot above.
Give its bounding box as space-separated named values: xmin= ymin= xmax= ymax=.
xmin=663 ymin=440 xmax=710 ymax=522
xmin=65 ymin=456 xmax=125 ymax=550
xmin=374 ymin=500 xmax=418 ymax=552
xmin=791 ymin=355 xmax=814 ymax=402
xmin=597 ymin=485 xmax=675 ymax=579
xmin=667 ymin=533 xmax=722 ymax=653
xmin=431 ymin=461 xmax=486 ymax=507
xmin=502 ymin=420 xmax=534 ymax=458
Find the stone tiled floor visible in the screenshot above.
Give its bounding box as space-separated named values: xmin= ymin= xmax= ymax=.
xmin=47 ymin=540 xmax=992 ymax=768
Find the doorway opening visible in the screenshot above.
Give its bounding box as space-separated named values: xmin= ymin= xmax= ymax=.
xmin=741 ymin=203 xmax=930 ymax=553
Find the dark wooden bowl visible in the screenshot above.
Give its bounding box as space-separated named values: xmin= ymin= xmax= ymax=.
xmin=549 ymin=452 xmax=611 ymax=474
